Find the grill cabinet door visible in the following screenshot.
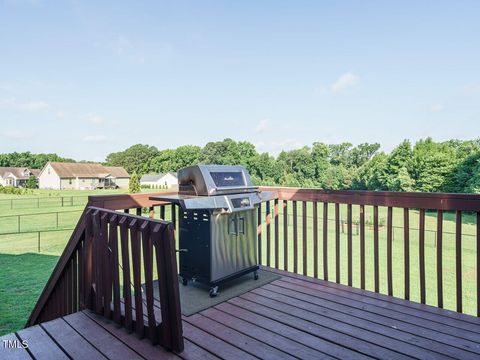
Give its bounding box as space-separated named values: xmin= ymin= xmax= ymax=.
xmin=236 ymin=209 xmax=257 ymax=271
xmin=210 ymin=212 xmax=237 ymax=282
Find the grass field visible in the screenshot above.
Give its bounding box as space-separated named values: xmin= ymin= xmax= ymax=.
xmin=0 ymin=190 xmax=478 ymax=336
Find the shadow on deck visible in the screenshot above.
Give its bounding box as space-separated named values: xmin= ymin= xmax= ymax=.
xmin=2 ymin=267 xmax=480 ymax=360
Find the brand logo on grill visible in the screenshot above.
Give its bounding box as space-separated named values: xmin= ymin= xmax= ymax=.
xmin=224 ymin=176 xmax=234 ymax=181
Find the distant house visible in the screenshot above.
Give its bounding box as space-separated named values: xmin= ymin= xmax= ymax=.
xmin=0 ymin=167 xmax=40 ymax=187
xmin=140 ymin=172 xmax=178 ymax=188
xmin=38 ymin=162 xmax=130 ymax=190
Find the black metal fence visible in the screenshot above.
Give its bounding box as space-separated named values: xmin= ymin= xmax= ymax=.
xmin=0 ymin=196 xmax=88 ymax=210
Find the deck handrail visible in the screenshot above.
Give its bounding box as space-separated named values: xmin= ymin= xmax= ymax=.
xmin=26 ymin=192 xmax=184 ymax=352
xmin=258 ymin=186 xmax=480 ymax=317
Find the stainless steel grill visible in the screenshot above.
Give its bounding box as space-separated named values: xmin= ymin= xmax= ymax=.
xmin=150 ymin=164 xmax=275 ymax=296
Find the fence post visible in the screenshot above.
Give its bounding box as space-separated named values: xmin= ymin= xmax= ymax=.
xmin=61 ymin=197 xmax=64 ymax=207
xmin=38 ymin=232 xmax=40 ymax=253
xmin=56 ymin=212 xmax=59 ymax=229
xmin=18 ymin=215 xmax=21 ymax=233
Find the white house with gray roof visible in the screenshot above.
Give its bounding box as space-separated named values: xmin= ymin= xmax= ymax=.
xmin=140 ymin=172 xmax=178 ymax=188
xmin=38 ymin=162 xmax=130 ymax=190
xmin=0 ymin=167 xmax=40 ymax=187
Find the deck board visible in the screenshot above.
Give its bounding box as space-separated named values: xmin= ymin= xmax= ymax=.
xmin=2 ymin=266 xmax=480 ymax=360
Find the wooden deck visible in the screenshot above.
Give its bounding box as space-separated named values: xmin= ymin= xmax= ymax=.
xmin=3 ymin=267 xmax=480 ymax=360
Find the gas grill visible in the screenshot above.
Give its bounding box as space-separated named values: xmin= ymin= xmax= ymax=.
xmin=150 ymin=165 xmax=275 ymax=297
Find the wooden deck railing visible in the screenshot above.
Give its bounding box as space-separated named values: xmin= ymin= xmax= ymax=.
xmin=27 ymin=192 xmax=183 ymax=352
xmin=258 ymin=187 xmax=480 ymax=317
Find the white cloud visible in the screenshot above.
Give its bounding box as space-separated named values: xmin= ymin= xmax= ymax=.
xmin=463 ymin=83 xmax=480 ymax=95
xmin=0 ymin=97 xmax=49 ymax=112
xmin=56 ymin=111 xmax=65 ymax=119
xmin=2 ymin=130 xmax=32 ymax=140
xmin=85 ymin=113 xmax=106 ymax=124
xmin=255 ymin=118 xmax=270 ymax=133
xmin=331 ymin=72 xmax=359 ymax=93
xmin=431 ymin=104 xmax=444 ymax=112
xmin=82 ymin=135 xmax=107 ymax=142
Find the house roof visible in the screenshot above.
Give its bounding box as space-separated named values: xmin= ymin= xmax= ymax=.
xmin=0 ymin=167 xmax=40 ymax=180
xmin=104 ymin=166 xmax=130 ymax=178
xmin=140 ymin=172 xmax=177 ymax=182
xmin=45 ymin=162 xmax=130 ymax=178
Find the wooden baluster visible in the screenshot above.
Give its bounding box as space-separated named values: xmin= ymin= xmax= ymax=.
xmin=293 ymin=201 xmax=298 ymax=274
xmin=266 ymin=201 xmax=271 ymax=267
xmin=387 ymin=207 xmax=393 ymax=296
xmin=374 ymin=206 xmax=379 ymax=293
xmin=257 ymin=204 xmax=262 ymax=265
xmin=323 ymin=203 xmax=328 ymax=281
xmin=274 ymin=199 xmax=279 ymax=269
xmin=119 ymin=216 xmax=133 ymax=331
xmin=162 ymin=224 xmax=184 ymax=353
xmin=360 ymin=205 xmax=365 ymax=290
xmin=456 ymin=210 xmax=462 ymax=313
xmin=78 ymin=237 xmax=84 ymax=310
xmin=93 ymin=210 xmax=103 ymax=314
xmin=347 ymin=204 xmax=352 ymax=286
xmin=303 ymin=201 xmax=308 ymax=276
xmin=149 ymin=206 xmax=155 ymax=219
xmin=419 ymin=209 xmax=426 ymax=304
xmin=136 ymin=207 xmax=142 ymax=216
xmin=404 ymin=208 xmax=410 ymax=300
xmin=335 ymin=203 xmax=340 ymax=284
xmin=109 ymin=214 xmax=121 ymax=324
xmin=72 ymin=250 xmax=78 ymax=312
xmin=171 ymin=204 xmax=176 ymax=229
xmin=101 ymin=213 xmax=111 ymax=319
xmin=129 ymin=218 xmax=144 ymax=336
xmin=283 ymin=201 xmax=288 ymax=271
xmin=313 ymin=201 xmax=318 ymax=278
xmin=141 ymin=220 xmax=156 ymax=344
xmin=160 ymin=205 xmax=165 ymax=220
xmin=67 ymin=258 xmax=73 ymax=314
xmin=83 ymin=210 xmax=93 ymax=309
xmin=437 ymin=210 xmax=443 ymax=308
xmin=153 ymin=224 xmax=172 ymax=348
xmin=477 ymin=212 xmax=480 ymax=317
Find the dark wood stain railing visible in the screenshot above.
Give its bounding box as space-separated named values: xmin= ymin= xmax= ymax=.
xmin=259 ymin=186 xmax=480 ymax=317
xmin=26 ymin=193 xmax=183 ymax=352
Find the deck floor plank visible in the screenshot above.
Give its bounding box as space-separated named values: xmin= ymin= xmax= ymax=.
xmin=6 ymin=266 xmax=480 ymax=360
xmin=265 ymin=267 xmax=480 ymax=329
xmin=257 ymin=283 xmax=480 ymax=358
xmin=269 ymin=278 xmax=480 ymax=344
xmin=200 ymin=306 xmax=336 ymax=360
xmin=240 ymin=291 xmax=448 ymax=360
xmin=229 ymin=296 xmax=410 ymax=360
xmin=184 ymin=312 xmax=297 ymax=360
xmin=182 ymin=321 xmax=257 ymax=360
xmin=62 ymin=311 xmax=144 ymax=360
xmin=16 ymin=324 xmax=68 ymax=360
xmin=41 ymin=317 xmax=107 ymax=360
xmin=214 ymin=301 xmax=373 ymax=360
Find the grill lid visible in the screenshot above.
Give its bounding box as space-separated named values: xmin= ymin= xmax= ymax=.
xmin=178 ymin=165 xmax=257 ymax=196
xmin=149 ymin=164 xmax=277 ymax=212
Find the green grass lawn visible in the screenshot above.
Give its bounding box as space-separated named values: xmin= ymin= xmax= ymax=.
xmin=0 ymin=192 xmax=478 ymax=336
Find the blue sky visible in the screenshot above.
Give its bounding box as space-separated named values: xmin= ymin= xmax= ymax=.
xmin=0 ymin=1 xmax=479 ymax=161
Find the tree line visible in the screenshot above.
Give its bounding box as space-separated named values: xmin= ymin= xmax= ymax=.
xmin=105 ymin=138 xmax=480 ymax=193
xmin=2 ymin=137 xmax=480 ymax=193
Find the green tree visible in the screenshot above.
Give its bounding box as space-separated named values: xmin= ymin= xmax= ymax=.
xmin=26 ymin=175 xmax=38 ymax=189
xmin=411 ymin=138 xmax=456 ymax=192
xmin=106 ymin=144 xmax=159 ymax=175
xmin=129 ymin=172 xmax=141 ymax=193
